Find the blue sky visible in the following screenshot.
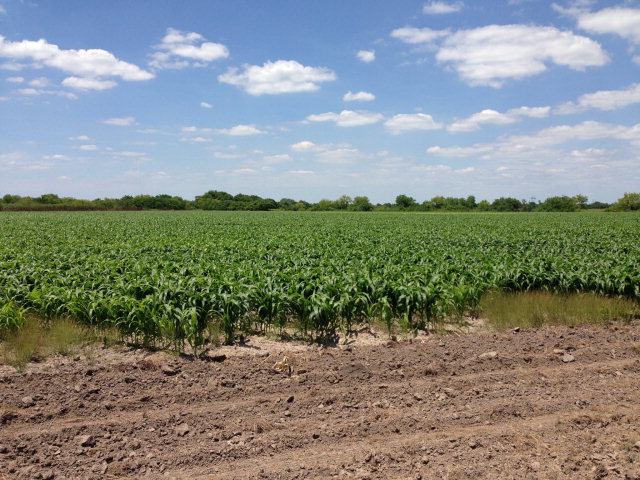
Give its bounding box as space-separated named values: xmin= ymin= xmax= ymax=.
xmin=1 ymin=0 xmax=639 ymax=203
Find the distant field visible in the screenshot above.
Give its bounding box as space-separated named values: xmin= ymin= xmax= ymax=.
xmin=1 ymin=211 xmax=639 ymax=349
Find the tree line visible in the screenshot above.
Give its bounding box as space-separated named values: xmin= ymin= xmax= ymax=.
xmin=1 ymin=191 xmax=638 ymax=212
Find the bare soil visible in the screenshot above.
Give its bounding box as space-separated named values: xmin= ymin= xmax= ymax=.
xmin=1 ymin=322 xmax=640 ymax=479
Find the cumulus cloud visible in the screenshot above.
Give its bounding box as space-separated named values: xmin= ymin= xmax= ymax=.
xmin=290 ymin=140 xmax=321 ymax=152
xmin=316 ymin=148 xmax=365 ymax=164
xmin=112 ymin=151 xmax=147 ymax=157
xmin=28 ymin=77 xmax=48 ymax=87
xmin=149 ymin=28 xmax=229 ymax=70
xmin=263 ymin=154 xmax=292 ymax=164
xmin=62 ymin=76 xmax=117 ymax=91
xmin=449 ymin=106 xmax=550 ymax=132
xmin=16 ymin=87 xmax=77 ymax=99
xmin=423 ymin=1 xmax=463 ymax=14
xmin=0 ymin=35 xmax=153 ymax=92
xmin=286 ymin=170 xmax=314 ymax=175
xmin=218 ymin=60 xmax=336 ymax=95
xmin=103 ymin=116 xmax=136 ymax=126
xmin=343 ymin=90 xmax=375 ymax=102
xmin=574 ymin=7 xmax=640 ymax=44
xmin=306 ymin=110 xmax=384 ymax=127
xmin=357 ymin=50 xmax=375 ymax=62
xmin=384 ymin=113 xmax=443 ymax=134
xmin=427 ymin=145 xmax=493 ymax=157
xmin=0 ymin=151 xmax=53 ymax=171
xmin=78 ymin=144 xmax=98 ymax=151
xmin=200 ymin=101 xmax=212 ymax=109
xmin=428 ymin=121 xmax=640 ymax=160
xmin=436 ymin=25 xmax=608 ymax=87
xmin=391 ymin=27 xmax=449 ymax=44
xmin=215 ymin=125 xmax=265 ymax=136
xmin=556 ymin=83 xmax=640 ymax=114
xmin=6 ymin=76 xmax=23 ymax=83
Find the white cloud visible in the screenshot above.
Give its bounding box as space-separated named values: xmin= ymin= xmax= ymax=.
xmin=6 ymin=76 xmax=23 ymax=83
xmin=556 ymin=83 xmax=640 ymax=114
xmin=263 ymin=154 xmax=292 ymax=164
xmin=234 ymin=168 xmax=257 ymax=174
xmin=69 ymin=135 xmax=90 ymax=141
xmin=28 ymin=77 xmax=48 ymax=87
xmin=216 ymin=124 xmax=265 ymax=136
xmin=575 ymin=7 xmax=640 ymax=44
xmin=306 ymin=110 xmax=384 ymax=127
xmin=43 ymin=154 xmax=69 ymax=160
xmin=286 ymin=170 xmax=314 ymax=175
xmin=391 ymin=27 xmax=449 ymax=44
xmin=427 ymin=145 xmax=493 ymax=157
xmin=0 ymin=151 xmax=53 ymax=171
xmin=410 ymin=164 xmax=452 ymax=173
xmin=316 ymin=148 xmax=364 ymax=164
xmin=343 ymin=90 xmax=375 ymax=102
xmin=103 ymin=116 xmax=135 ymax=126
xmin=16 ymin=87 xmax=77 ymax=99
xmin=218 ymin=60 xmax=336 ymax=95
xmin=384 ymin=113 xmax=443 ymax=134
xmin=436 ymin=25 xmax=608 ymax=87
xmin=428 ymin=121 xmax=640 ymax=160
xmin=449 ymin=106 xmax=550 ymax=132
xmin=357 ymin=50 xmax=375 ymax=63
xmin=1 ymin=62 xmax=25 ymax=71
xmin=0 ymin=35 xmax=153 ymax=83
xmin=62 ymin=76 xmax=117 ymax=91
xmin=112 ymin=151 xmax=147 ymax=157
xmin=149 ymin=28 xmax=229 ymax=70
xmin=423 ymin=1 xmax=463 ymax=14
xmin=180 ymin=136 xmax=211 ymax=143
xmin=454 ymin=166 xmax=475 ymax=174
xmin=290 ymin=140 xmax=321 ymax=152
xmin=200 ymin=102 xmax=212 ymax=109
xmin=78 ymin=144 xmax=98 ymax=151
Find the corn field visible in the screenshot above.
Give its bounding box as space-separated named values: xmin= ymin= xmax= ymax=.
xmin=1 ymin=211 xmax=638 ymax=349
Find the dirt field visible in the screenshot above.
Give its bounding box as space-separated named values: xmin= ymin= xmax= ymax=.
xmin=1 ymin=322 xmax=640 ymax=479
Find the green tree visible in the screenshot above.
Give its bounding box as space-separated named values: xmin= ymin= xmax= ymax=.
xmin=573 ymin=194 xmax=588 ymax=209
xmin=351 ymin=196 xmax=373 ymax=211
xmin=536 ymin=196 xmax=578 ymax=212
xmin=491 ymin=197 xmax=522 ymax=212
xmin=332 ymin=195 xmax=352 ymax=210
xmin=477 ymin=200 xmax=491 ymax=211
xmin=610 ymin=192 xmax=640 ymax=211
xmin=36 ymin=193 xmax=62 ymax=205
xmin=395 ymin=194 xmax=417 ymax=209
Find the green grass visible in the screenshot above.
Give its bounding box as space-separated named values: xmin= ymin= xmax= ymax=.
xmin=480 ymin=290 xmax=640 ymax=330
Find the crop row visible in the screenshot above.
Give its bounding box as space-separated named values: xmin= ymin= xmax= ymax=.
xmin=1 ymin=211 xmax=639 ymax=350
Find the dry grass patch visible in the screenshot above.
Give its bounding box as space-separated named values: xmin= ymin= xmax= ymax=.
xmin=0 ymin=316 xmax=119 ymax=370
xmin=481 ymin=290 xmax=640 ymax=330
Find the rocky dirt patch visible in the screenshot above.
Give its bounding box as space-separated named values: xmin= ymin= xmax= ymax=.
xmin=1 ymin=321 xmax=640 ymax=479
